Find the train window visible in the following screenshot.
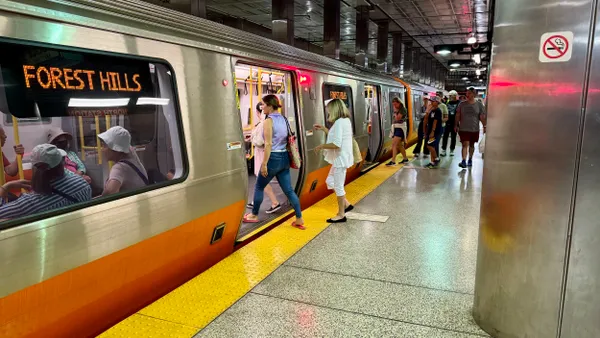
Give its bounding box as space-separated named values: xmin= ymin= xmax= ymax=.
xmin=322 ymin=83 xmax=354 ymax=131
xmin=0 ymin=39 xmax=186 ymax=229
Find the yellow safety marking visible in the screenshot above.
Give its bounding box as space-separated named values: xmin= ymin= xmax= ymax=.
xmin=99 ymin=314 xmax=197 ymax=338
xmin=99 ymin=146 xmax=414 ymax=337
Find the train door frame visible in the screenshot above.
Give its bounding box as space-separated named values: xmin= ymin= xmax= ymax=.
xmin=364 ymin=83 xmax=384 ymax=162
xmin=231 ymin=60 xmax=306 ymax=238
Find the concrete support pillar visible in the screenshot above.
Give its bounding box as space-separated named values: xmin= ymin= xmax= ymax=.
xmin=376 ymin=20 xmax=389 ymax=72
xmin=272 ymin=0 xmax=294 ymax=45
xmin=191 ymin=0 xmax=206 ymax=18
xmin=402 ymin=40 xmax=413 ymax=79
xmin=391 ymin=33 xmax=402 ymax=76
xmin=323 ymin=0 xmax=341 ymax=59
xmin=355 ymin=5 xmax=370 ymax=67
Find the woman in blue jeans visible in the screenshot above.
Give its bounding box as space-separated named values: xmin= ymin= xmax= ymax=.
xmin=243 ymin=95 xmax=305 ymax=230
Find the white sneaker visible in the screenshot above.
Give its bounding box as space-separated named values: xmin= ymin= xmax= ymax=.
xmin=450 ymin=151 xmax=455 ymax=156
xmin=441 ymin=150 xmax=446 ymax=157
xmin=435 ymin=157 xmax=440 ymax=162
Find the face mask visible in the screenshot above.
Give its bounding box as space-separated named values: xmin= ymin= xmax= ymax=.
xmin=55 ymin=140 xmax=68 ymax=150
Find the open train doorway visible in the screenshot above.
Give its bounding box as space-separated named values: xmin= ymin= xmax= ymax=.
xmin=364 ymin=84 xmax=383 ymax=164
xmin=234 ymin=63 xmax=301 ymax=239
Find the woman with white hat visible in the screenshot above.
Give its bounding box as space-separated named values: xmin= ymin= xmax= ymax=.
xmin=0 ymin=144 xmax=91 ymax=219
xmin=98 ymin=126 xmax=148 ymax=196
xmin=47 ymin=127 xmax=92 ymax=184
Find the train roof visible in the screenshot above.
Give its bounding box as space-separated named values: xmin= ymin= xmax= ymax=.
xmin=4 ymin=0 xmax=405 ymax=88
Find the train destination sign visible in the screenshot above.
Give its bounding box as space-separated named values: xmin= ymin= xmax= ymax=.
xmin=0 ymin=40 xmax=156 ymax=118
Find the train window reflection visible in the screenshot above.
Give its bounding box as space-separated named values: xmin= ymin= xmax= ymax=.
xmin=0 ymin=39 xmax=186 ymax=229
xmin=322 ymin=83 xmax=354 ymax=131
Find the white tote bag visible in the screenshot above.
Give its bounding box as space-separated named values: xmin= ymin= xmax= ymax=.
xmin=251 ymin=121 xmax=264 ymax=147
xmin=479 ymin=134 xmax=486 ymax=154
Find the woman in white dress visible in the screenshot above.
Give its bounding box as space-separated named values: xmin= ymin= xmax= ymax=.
xmin=248 ymin=102 xmax=281 ymax=214
xmin=314 ymin=99 xmax=355 ymax=223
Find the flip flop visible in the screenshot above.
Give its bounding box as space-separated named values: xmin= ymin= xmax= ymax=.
xmin=345 ymin=205 xmax=354 ymax=213
xmin=291 ymin=222 xmax=306 ymax=230
xmin=243 ymin=214 xmax=259 ymax=223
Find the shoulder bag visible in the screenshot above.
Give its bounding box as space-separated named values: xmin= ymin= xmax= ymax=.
xmin=283 ymin=117 xmax=302 ymax=169
xmin=119 ymin=160 xmax=151 ymax=185
xmin=251 ymin=121 xmax=265 ymax=147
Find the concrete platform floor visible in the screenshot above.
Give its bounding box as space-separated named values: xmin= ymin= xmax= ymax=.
xmin=196 ymin=147 xmax=488 ymax=337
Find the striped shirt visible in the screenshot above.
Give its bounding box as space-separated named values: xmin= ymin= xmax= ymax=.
xmin=0 ymin=174 xmax=91 ymax=219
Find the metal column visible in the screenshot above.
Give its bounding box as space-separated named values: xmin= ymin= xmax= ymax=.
xmin=474 ymin=0 xmax=600 ymax=337
xmin=323 ymin=0 xmax=341 ymax=59
xmin=376 ymin=20 xmax=389 ymax=72
xmin=391 ymin=33 xmax=402 ymax=76
xmin=403 ymin=40 xmax=413 ymax=79
xmin=190 ymin=0 xmax=206 ymax=18
xmin=355 ymin=5 xmax=369 ymax=67
xmin=272 ymin=0 xmax=294 ymax=46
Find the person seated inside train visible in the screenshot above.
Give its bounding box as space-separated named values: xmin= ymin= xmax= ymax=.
xmin=0 ymin=125 xmax=25 ymax=177
xmin=47 ymin=127 xmax=92 ymax=184
xmin=0 ymin=144 xmax=92 ymax=220
xmin=98 ymin=126 xmax=149 ymax=196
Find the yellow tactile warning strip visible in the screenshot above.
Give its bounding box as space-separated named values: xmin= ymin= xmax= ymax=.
xmin=99 ymin=148 xmax=415 ymax=338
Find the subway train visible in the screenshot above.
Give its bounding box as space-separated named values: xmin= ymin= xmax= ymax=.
xmin=0 ymin=0 xmax=441 ymax=336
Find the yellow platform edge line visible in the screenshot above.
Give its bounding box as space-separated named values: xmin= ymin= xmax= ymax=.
xmin=98 ymin=147 xmax=414 ymax=338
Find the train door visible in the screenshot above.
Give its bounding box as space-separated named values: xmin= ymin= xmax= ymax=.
xmin=234 ymin=63 xmax=301 ymax=238
xmin=364 ymin=84 xmax=382 ymax=162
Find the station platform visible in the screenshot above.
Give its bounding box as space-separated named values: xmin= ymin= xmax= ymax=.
xmin=100 ymin=146 xmax=488 ymax=338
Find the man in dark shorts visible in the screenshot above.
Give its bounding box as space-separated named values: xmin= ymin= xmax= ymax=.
xmin=455 ymin=88 xmax=487 ymax=168
xmin=423 ymin=96 xmax=443 ymax=169
xmin=413 ymin=95 xmax=430 ymax=157
xmin=441 ymin=90 xmax=460 ymax=157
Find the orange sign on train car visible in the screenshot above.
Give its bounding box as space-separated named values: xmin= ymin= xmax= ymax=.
xmin=22 ymin=65 xmax=142 ymax=92
xmin=329 ymin=91 xmax=348 ymax=100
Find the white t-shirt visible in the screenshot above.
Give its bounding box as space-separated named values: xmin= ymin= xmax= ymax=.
xmin=324 ymin=118 xmax=354 ymax=168
xmin=106 ymin=150 xmax=148 ymax=193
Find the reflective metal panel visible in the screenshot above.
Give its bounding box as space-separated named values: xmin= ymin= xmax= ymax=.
xmin=474 ymin=0 xmax=595 ymax=337
xmin=561 ymin=2 xmax=600 ymax=337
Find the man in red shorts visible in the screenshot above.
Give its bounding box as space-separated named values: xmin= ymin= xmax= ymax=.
xmin=455 ymin=88 xmax=486 ymax=168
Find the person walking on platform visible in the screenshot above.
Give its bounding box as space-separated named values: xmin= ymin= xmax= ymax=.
xmin=455 ymin=88 xmax=487 ymax=168
xmin=243 ymin=95 xmax=305 ymax=229
xmin=441 ymin=90 xmax=460 ymax=157
xmin=424 ymin=96 xmax=443 ymax=169
xmin=386 ymin=97 xmax=409 ymax=166
xmin=314 ymin=99 xmax=354 ymax=223
xmin=436 ymin=93 xmax=448 ymax=162
xmin=413 ymin=95 xmax=430 ymax=157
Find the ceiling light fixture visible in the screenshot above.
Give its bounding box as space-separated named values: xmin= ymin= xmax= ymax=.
xmin=476 ymin=69 xmax=481 ymax=76
xmin=472 ymin=54 xmax=481 ymax=64
xmin=450 ymin=62 xmax=461 ymax=68
xmin=436 ymin=49 xmax=452 ymax=55
xmin=462 ymin=77 xmax=469 ymax=80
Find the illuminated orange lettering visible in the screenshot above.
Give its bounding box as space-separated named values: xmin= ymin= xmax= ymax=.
xmin=23 ymin=65 xmax=35 ymax=88
xmin=63 ymin=68 xmax=76 ymax=90
xmin=99 ymin=71 xmax=112 ymax=91
xmin=49 ymin=67 xmax=66 ymax=89
xmin=73 ymin=70 xmax=85 ymax=90
xmin=124 ymin=73 xmax=132 ymax=91
xmin=36 ymin=67 xmax=51 ymax=89
xmin=131 ymin=74 xmax=142 ymax=92
xmin=109 ymin=72 xmax=119 ymax=91
xmin=115 ymin=73 xmax=126 ymax=91
xmin=82 ymin=70 xmax=95 ymax=90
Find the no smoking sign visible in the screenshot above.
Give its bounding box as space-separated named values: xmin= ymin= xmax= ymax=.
xmin=539 ymin=31 xmax=573 ymax=63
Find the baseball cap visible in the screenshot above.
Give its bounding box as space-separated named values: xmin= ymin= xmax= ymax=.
xmin=423 ymin=94 xmax=430 ymax=100
xmin=429 ymin=96 xmax=440 ymax=103
xmin=98 ymin=126 xmax=131 ymax=153
xmin=449 ymin=90 xmax=458 ymax=96
xmin=30 ymin=144 xmax=67 ymax=168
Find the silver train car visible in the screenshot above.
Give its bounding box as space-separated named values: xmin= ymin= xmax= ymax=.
xmin=0 ymin=0 xmax=441 ymax=336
